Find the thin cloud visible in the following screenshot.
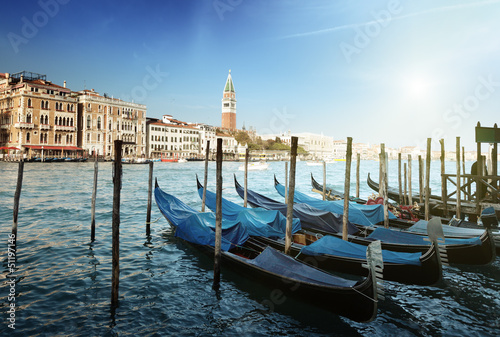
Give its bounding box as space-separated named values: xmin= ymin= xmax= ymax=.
xmin=279 ymin=0 xmax=500 ymax=40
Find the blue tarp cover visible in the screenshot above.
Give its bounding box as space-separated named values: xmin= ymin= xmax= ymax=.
xmin=408 ymin=220 xmax=487 ymax=237
xmin=301 ymin=235 xmax=422 ymax=266
xmin=246 ymin=246 xmax=357 ymax=288
xmin=368 ymin=227 xmax=481 ymax=246
xmin=235 ymin=179 xmax=359 ymax=235
xmin=275 ymin=182 xmax=396 ymax=227
xmin=155 ymin=186 xmax=249 ymax=251
xmin=197 ymin=183 xmax=301 ymax=238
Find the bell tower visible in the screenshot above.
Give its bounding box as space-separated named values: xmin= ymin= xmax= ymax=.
xmin=221 ymin=70 xmax=236 ymax=130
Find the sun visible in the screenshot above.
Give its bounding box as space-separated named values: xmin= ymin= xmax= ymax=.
xmin=408 ymin=77 xmax=429 ymax=99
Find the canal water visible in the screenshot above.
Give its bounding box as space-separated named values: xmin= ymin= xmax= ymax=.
xmin=0 ymin=160 xmax=499 ymax=336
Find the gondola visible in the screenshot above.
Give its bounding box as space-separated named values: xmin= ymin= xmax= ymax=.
xmin=154 ymin=179 xmax=380 ymax=323
xmin=311 ymin=174 xmax=367 ymax=204
xmin=234 ymin=177 xmax=495 ymax=265
xmin=367 ymin=172 xmax=444 ymax=205
xmin=197 ymin=177 xmax=442 ymax=286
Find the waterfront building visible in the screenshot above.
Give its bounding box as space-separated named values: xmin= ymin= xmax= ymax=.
xmin=146 ymin=115 xmax=200 ymax=159
xmin=0 ymin=71 xmax=79 ymax=159
xmin=221 ymin=70 xmax=236 ymax=131
xmin=76 ymin=89 xmax=146 ymax=159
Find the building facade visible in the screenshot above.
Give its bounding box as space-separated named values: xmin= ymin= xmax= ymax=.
xmin=0 ymin=71 xmax=79 ymax=159
xmin=76 ymin=89 xmax=147 ymax=159
xmin=221 ymin=70 xmax=236 ymax=130
xmin=146 ymin=115 xmax=200 ymax=159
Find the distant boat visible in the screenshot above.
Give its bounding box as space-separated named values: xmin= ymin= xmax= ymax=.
xmin=306 ymin=161 xmax=323 ymax=166
xmin=238 ymin=161 xmax=269 ymax=171
xmin=178 ymin=158 xmax=187 ymax=163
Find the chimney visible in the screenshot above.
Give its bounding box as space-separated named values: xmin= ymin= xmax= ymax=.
xmin=63 ymin=80 xmax=66 ymax=88
xmin=20 ymin=75 xmax=24 ymax=83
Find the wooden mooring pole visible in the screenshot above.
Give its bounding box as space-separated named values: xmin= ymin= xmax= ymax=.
xmin=398 ymin=153 xmax=403 ymax=204
xmin=90 ymin=160 xmax=98 ymax=241
xmin=12 ymin=161 xmax=24 ymax=242
xmin=456 ymin=137 xmax=461 ymax=219
xmin=408 ymin=155 xmax=413 ymax=206
xmin=111 ymin=140 xmax=123 ymax=308
xmin=419 ymin=155 xmax=424 ymax=203
xmin=356 ymin=153 xmax=360 ymax=199
xmin=285 ymin=136 xmax=298 ymax=254
xmin=213 ymin=138 xmax=223 ymax=291
xmin=322 ymin=160 xmax=326 ymax=201
xmin=380 ymin=146 xmax=389 ymax=228
xmin=146 ymin=161 xmax=153 ymax=237
xmin=343 ymin=138 xmax=353 ymax=239
xmin=425 ymin=138 xmax=431 ymax=221
xmin=404 ymin=162 xmax=408 ymax=205
xmin=379 ymin=144 xmax=385 ymax=196
xmin=244 ymin=148 xmax=249 ymax=207
xmin=284 ymin=162 xmax=288 ymax=204
xmin=201 ymin=141 xmax=210 ymax=212
xmin=440 ymin=139 xmax=448 ymax=218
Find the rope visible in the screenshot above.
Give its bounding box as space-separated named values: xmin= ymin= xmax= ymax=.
xmin=352 ymin=286 xmax=379 ymax=303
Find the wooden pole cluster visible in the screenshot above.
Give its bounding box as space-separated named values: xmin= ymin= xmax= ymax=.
xmin=408 ymin=155 xmax=413 ymax=205
xmin=440 ymin=139 xmax=448 ymax=218
xmin=343 ymin=138 xmax=353 ymax=239
xmin=201 ymin=141 xmax=210 ymax=212
xmin=456 ymin=137 xmax=462 ymax=219
xmin=12 ymin=161 xmax=24 ymax=242
xmin=425 ymin=138 xmax=431 ymax=221
xmin=111 ymin=140 xmax=123 ymax=308
xmin=90 ymin=160 xmax=98 ymax=241
xmin=146 ymin=161 xmax=153 ymax=237
xmin=213 ymin=138 xmax=223 ymax=290
xmin=244 ymin=148 xmax=249 ymax=207
xmin=285 ymin=136 xmax=298 ymax=254
xmin=356 ymin=153 xmax=360 ymax=199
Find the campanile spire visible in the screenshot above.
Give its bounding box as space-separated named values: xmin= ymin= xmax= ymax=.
xmin=221 ymin=70 xmax=236 ymax=130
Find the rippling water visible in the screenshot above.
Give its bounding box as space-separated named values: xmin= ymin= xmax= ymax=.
xmin=0 ymin=160 xmax=499 ymax=336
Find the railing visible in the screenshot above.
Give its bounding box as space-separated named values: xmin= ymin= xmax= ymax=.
xmin=0 ymin=124 xmax=10 ymax=129
xmin=54 ymin=125 xmax=76 ymax=132
xmin=14 ymin=122 xmax=34 ymax=129
xmin=40 ymin=124 xmax=51 ymax=130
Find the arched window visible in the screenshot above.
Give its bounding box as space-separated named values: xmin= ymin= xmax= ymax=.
xmin=70 ymin=118 xmax=73 ymax=126
xmin=87 ymin=115 xmax=91 ymax=129
xmin=45 ymin=101 xmax=49 ymax=109
xmin=28 ymin=98 xmax=32 ymax=107
xmin=45 ymin=115 xmax=48 ymax=124
xmin=27 ymin=114 xmax=32 ymax=123
xmin=97 ymin=117 xmax=101 ymax=130
xmin=109 ymin=121 xmax=112 ymax=130
xmin=26 ymin=132 xmax=30 ymax=142
xmin=41 ymin=100 xmax=44 ymax=109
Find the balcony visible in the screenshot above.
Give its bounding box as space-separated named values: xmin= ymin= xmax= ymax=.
xmin=0 ymin=124 xmax=10 ymax=129
xmin=14 ymin=122 xmax=34 ymax=129
xmin=54 ymin=125 xmax=76 ymax=132
xmin=40 ymin=124 xmax=51 ymax=130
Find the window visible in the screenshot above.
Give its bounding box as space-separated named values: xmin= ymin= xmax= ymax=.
xmin=97 ymin=134 xmax=100 ymax=142
xmin=27 ymin=114 xmax=32 ymax=123
xmin=97 ymin=117 xmax=101 ymax=130
xmin=26 ymin=132 xmax=30 ymax=142
xmin=87 ymin=133 xmax=90 ymax=142
xmin=27 ymin=98 xmax=32 ymax=107
xmin=87 ymin=115 xmax=91 ymax=129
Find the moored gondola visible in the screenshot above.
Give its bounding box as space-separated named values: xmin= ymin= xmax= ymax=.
xmin=154 ymin=179 xmax=380 ymax=323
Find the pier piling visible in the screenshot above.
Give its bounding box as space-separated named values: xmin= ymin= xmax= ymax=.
xmin=356 ymin=153 xmax=360 ymax=199
xmin=213 ymin=138 xmax=223 ymax=291
xmin=284 ymin=162 xmax=288 ymax=204
xmin=111 ymin=140 xmax=122 ymax=308
xmin=343 ymin=138 xmax=353 ymax=239
xmin=408 ymin=155 xmax=413 ymax=206
xmin=419 ymin=155 xmax=424 ymax=203
xmin=398 ymin=153 xmax=403 ymax=204
xmin=425 ymin=138 xmax=431 ymax=221
xmin=146 ymin=161 xmax=153 ymax=237
xmin=202 ymin=141 xmax=210 ymax=212
xmin=404 ymin=162 xmax=408 ymax=205
xmin=91 ymin=160 xmax=98 ymax=241
xmin=456 ymin=137 xmax=461 ymax=219
xmin=244 ymin=148 xmax=249 ymax=207
xmin=440 ymin=139 xmax=449 ymax=218
xmin=12 ymin=161 xmax=24 ymax=242
xmin=285 ymin=136 xmax=298 ymax=254
xmin=322 ymin=160 xmax=326 ymax=201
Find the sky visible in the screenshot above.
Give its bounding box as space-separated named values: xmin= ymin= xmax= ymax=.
xmin=1 ymin=0 xmax=499 ymax=151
